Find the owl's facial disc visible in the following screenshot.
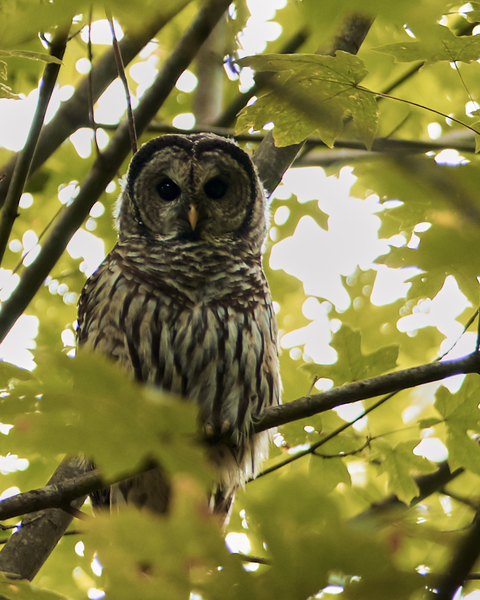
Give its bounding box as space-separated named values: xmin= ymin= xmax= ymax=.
xmin=127 ymin=138 xmax=262 ymax=244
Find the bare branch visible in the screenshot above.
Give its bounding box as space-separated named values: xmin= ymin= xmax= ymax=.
xmin=435 ymin=509 xmax=480 ymax=599
xmin=106 ymin=9 xmax=138 ymax=154
xmin=0 ymin=25 xmax=70 ymax=266
xmin=253 ymin=353 xmax=480 ymax=434
xmin=193 ymin=15 xmax=226 ymax=124
xmin=0 ymin=0 xmax=231 ymax=346
xmin=0 ymin=457 xmax=89 ymax=581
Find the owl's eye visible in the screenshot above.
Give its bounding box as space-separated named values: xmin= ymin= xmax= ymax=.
xmin=204 ymin=177 xmax=228 ymax=200
xmin=156 ymin=179 xmax=181 ymax=201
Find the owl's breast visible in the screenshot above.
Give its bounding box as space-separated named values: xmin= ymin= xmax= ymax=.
xmin=78 ymin=245 xmax=280 ymax=441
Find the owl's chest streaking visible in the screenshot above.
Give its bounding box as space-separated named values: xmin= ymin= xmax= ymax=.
xmin=77 ymin=240 xmax=280 ymax=440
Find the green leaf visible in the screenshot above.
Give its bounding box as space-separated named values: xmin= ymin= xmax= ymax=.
xmin=4 ymin=353 xmax=210 ymax=487
xmin=375 ymin=439 xmax=436 ymax=503
xmin=0 ymin=50 xmax=62 ymax=64
xmin=83 ymin=482 xmax=238 ymax=600
xmin=236 ymin=52 xmax=378 ymax=149
xmin=0 ymin=574 xmax=67 ymax=599
xmin=418 ymin=417 xmax=443 ymax=429
xmin=302 ymin=325 xmax=398 ymax=386
xmin=0 ymin=360 xmax=34 ymax=385
xmin=372 ymin=24 xmax=480 ymax=65
xmin=308 ymin=445 xmax=352 ymax=494
xmin=0 ymin=82 xmax=17 ymax=99
xmin=435 ymin=377 xmax=480 ymax=475
xmin=238 ymin=471 xmax=427 ymax=600
xmin=463 ymin=3 xmax=480 ymax=23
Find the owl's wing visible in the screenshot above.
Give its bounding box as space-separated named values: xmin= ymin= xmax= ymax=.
xmin=77 ymin=251 xmax=141 ymax=377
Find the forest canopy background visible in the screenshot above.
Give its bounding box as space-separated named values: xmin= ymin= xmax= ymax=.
xmin=1 ymin=0 xmax=480 ymax=599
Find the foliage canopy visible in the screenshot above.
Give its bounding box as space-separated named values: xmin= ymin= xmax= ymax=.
xmin=1 ymin=0 xmax=480 ymax=598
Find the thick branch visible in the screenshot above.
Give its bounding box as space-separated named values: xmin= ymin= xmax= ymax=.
xmin=0 ymin=0 xmax=231 ymax=346
xmin=0 ymin=462 xmax=160 ymax=523
xmin=2 ymin=357 xmax=479 ymax=524
xmin=193 ymin=15 xmax=226 ymax=124
xmin=0 ymin=458 xmax=88 ymax=581
xmin=0 ymin=468 xmax=100 ymax=523
xmin=436 ymin=510 xmax=480 ymax=600
xmin=253 ymin=353 xmax=480 ymax=434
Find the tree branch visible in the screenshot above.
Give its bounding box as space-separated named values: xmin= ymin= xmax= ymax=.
xmin=97 ymin=121 xmax=477 ymax=157
xmin=253 ymin=353 xmax=480 ymax=434
xmin=0 ymin=0 xmax=231 ymax=346
xmin=193 ymin=14 xmax=226 ymax=124
xmin=0 ymin=25 xmax=69 ymax=266
xmin=435 ymin=510 xmax=480 ymax=599
xmin=0 ymin=1 xmax=190 ymax=208
xmin=0 ymin=457 xmax=88 ymax=581
xmin=2 ymin=355 xmax=478 ymax=525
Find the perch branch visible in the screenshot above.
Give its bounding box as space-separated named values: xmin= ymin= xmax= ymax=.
xmin=253 ymin=353 xmax=480 ymax=434
xmin=1 ymin=355 xmax=479 ymax=523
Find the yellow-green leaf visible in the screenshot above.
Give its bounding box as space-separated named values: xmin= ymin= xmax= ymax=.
xmin=236 ymin=52 xmax=378 ymax=149
xmin=372 ymin=24 xmax=480 ymax=65
xmin=302 ymin=325 xmax=398 ymax=386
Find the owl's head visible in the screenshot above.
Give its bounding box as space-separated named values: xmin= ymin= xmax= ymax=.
xmin=116 ymin=133 xmax=268 ymax=253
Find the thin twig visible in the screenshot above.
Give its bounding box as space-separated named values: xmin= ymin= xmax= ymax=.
xmin=0 ymin=25 xmax=69 ymax=267
xmin=233 ymin=553 xmax=272 ymax=565
xmin=257 ymin=391 xmax=395 ymax=478
xmin=87 ymin=7 xmax=101 ymax=158
xmin=312 ymin=436 xmax=371 ymax=459
xmin=106 ymin=8 xmax=137 ymax=154
xmin=255 ymin=310 xmax=479 ymax=477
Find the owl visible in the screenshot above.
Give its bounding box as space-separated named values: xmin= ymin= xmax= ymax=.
xmin=76 ymin=133 xmax=281 ymax=518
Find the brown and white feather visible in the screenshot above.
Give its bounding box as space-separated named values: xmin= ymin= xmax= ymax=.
xmin=77 ymin=133 xmax=280 ymax=517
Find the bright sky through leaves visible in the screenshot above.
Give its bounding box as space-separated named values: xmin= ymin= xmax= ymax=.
xmin=0 ymin=6 xmax=472 ymax=399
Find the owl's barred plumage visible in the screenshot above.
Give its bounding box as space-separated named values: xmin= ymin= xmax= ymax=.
xmin=77 ymin=133 xmax=280 ymax=517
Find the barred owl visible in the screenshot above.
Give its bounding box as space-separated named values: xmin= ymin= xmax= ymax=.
xmin=77 ymin=133 xmax=280 ymax=517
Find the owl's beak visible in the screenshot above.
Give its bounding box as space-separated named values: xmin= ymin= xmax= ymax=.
xmin=188 ymin=205 xmax=199 ymax=230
